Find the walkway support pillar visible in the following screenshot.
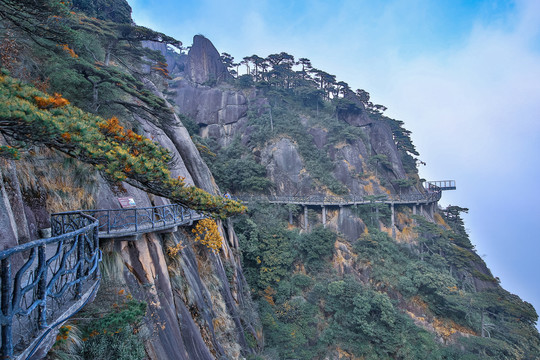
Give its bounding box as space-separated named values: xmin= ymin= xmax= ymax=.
xmin=413 ymin=205 xmax=417 ymax=215
xmin=304 ymin=206 xmax=308 ymax=231
xmin=288 ymin=209 xmax=293 ymax=225
xmin=322 ymin=206 xmax=326 ymax=228
xmin=391 ymin=203 xmax=396 ymax=239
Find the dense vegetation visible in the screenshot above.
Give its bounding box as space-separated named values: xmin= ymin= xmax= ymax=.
xmin=234 ymin=202 xmax=539 ymax=359
xmin=182 ymin=27 xmax=540 ymax=360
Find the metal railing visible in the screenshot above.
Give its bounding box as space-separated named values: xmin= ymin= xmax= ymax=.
xmin=81 ymin=204 xmax=203 ymax=236
xmin=0 ymin=212 xmax=100 ymax=359
xmin=425 ymin=180 xmax=456 ymax=191
xmin=0 ymin=203 xmax=207 ymax=358
xmin=235 ymin=190 xmax=442 ymax=206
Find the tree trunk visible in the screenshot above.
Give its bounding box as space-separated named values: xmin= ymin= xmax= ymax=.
xmin=481 ymin=311 xmax=485 ymax=337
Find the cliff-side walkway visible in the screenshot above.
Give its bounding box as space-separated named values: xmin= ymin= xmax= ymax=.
xmin=235 ymin=180 xmax=455 ymax=234
xmin=0 ymin=203 xmax=203 ymax=360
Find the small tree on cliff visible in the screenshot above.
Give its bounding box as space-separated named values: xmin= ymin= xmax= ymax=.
xmin=0 ymin=73 xmax=246 ymax=217
xmin=369 ymin=154 xmax=391 ymax=178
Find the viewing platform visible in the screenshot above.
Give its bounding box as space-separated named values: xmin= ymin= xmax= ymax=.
xmin=425 ymin=180 xmax=456 ymax=191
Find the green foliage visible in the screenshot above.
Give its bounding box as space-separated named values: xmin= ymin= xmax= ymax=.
xmin=260 ymin=296 xmax=320 ymax=359
xmin=235 ymin=203 xmax=296 ymax=290
xmin=1 ymin=0 xmax=180 ymax=119
xmin=370 ymin=111 xmax=419 ymax=157
xmin=179 ymin=114 xmax=200 ymax=137
xmin=72 ymin=0 xmax=133 ymax=23
xmin=209 ymin=139 xmax=273 ymax=193
xmin=369 ymin=153 xmax=391 ymax=170
xmin=78 ymin=297 xmax=147 ymax=360
xmin=0 ymin=145 xmax=19 ymax=159
xmin=295 ymin=226 xmax=335 ymax=271
xmin=84 ymin=299 xmax=146 ymax=335
xmin=0 ymin=74 xmax=245 ymax=217
xmin=245 ymin=98 xmax=348 ymax=194
xmin=237 ymin=201 xmax=540 ymax=359
xmin=353 ymin=199 xmax=391 ymax=227
xmin=293 ymin=86 xmax=324 ymax=108
xmin=237 ymin=74 xmax=254 ymax=88
xmin=319 ymin=276 xmax=442 ymax=359
xmin=291 ymin=273 xmax=314 ymax=290
xmin=80 ymin=324 xmax=146 ymax=360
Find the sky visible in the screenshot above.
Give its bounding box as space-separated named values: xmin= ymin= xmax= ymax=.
xmin=127 ymin=0 xmax=540 ymax=326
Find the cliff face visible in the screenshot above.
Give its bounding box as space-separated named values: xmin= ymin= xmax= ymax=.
xmin=0 ymin=73 xmax=258 ymax=360
xmin=0 ymin=4 xmax=259 ymax=358
xmin=185 ymin=35 xmax=232 ymax=85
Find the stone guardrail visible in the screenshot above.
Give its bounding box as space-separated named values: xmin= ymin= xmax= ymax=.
xmin=0 ymin=212 xmax=100 ymax=359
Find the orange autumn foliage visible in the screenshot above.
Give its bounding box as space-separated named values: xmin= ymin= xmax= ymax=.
xmin=34 ymin=93 xmax=70 ymax=109
xmin=192 ymin=218 xmax=223 ymax=253
xmin=99 ymin=117 xmax=143 ymax=142
xmin=58 ymin=44 xmax=78 ymax=58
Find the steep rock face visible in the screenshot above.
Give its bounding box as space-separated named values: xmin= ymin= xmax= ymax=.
xmin=0 ymin=170 xmax=18 ymax=251
xmin=140 ymin=77 xmax=219 ymax=193
xmin=329 ymin=139 xmax=369 ymax=194
xmin=0 ymin=74 xmax=257 ymax=359
xmin=89 ymin=77 xmax=257 ymax=359
xmin=94 ymin=176 xmax=254 ymax=360
xmin=170 ymin=80 xmax=249 ymax=147
xmin=185 ymin=35 xmax=231 ymax=85
xmin=369 ymin=121 xmax=407 ymax=180
xmin=261 ymin=138 xmax=312 ymax=194
xmin=336 ymin=94 xmax=372 ymax=127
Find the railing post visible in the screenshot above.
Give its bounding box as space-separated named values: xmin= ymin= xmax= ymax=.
xmin=37 ymin=245 xmax=47 ymax=329
xmin=107 ymin=210 xmax=111 ymax=234
xmin=1 ymin=258 xmax=13 ymax=358
xmin=75 ymin=234 xmax=83 ymax=299
xmin=93 ymin=222 xmax=100 ymax=280
xmin=390 ymin=202 xmax=396 ymax=239
xmin=134 ymin=209 xmax=138 ymax=232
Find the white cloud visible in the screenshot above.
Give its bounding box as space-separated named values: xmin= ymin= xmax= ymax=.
xmin=371 ymin=0 xmax=540 ymax=314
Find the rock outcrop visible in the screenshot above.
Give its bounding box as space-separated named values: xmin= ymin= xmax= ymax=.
xmin=185 ymin=35 xmax=231 ymax=85
xmin=150 ymin=35 xmax=422 ymax=243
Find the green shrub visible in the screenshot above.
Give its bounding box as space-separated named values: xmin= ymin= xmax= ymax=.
xmin=80 ymin=324 xmax=146 ymax=360
xmin=295 ymin=226 xmax=336 ymax=271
